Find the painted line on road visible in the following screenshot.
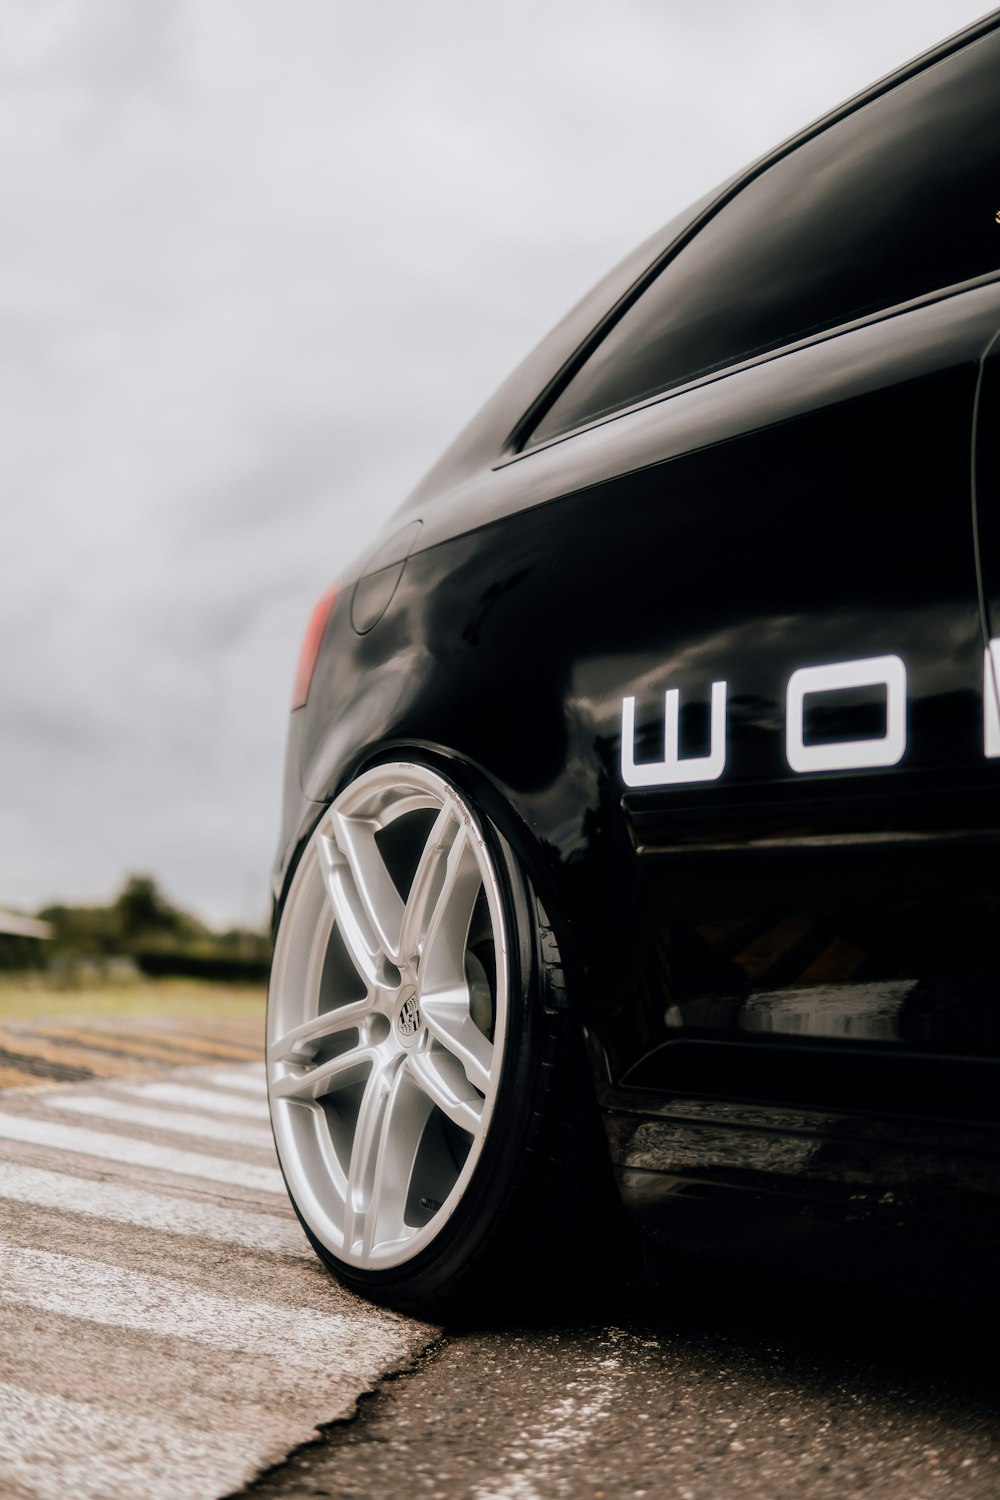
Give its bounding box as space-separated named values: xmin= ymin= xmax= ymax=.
xmin=0 ymin=1111 xmax=285 ymax=1194
xmin=204 ymin=1065 xmax=268 ymax=1094
xmin=50 ymin=1093 xmax=276 ymax=1150
xmin=2 ymin=1245 xmax=401 ymax=1366
xmin=0 ymin=1161 xmax=309 ymax=1257
xmin=0 ymin=1380 xmax=258 ymax=1500
xmin=112 ymin=1079 xmax=268 ymax=1120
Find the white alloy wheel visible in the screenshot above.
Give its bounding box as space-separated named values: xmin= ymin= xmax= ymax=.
xmin=267 ymin=762 xmax=509 ymax=1272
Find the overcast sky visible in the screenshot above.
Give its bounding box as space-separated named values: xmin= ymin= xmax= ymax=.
xmin=0 ymin=0 xmax=992 ymax=926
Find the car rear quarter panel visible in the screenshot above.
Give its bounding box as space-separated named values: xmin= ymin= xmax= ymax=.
xmin=283 ymin=283 xmax=1000 ymax=1107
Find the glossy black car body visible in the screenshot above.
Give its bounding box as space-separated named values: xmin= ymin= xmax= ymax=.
xmin=273 ymin=13 xmax=1000 ymax=1301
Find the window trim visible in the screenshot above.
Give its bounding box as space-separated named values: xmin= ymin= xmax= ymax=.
xmin=500 ymin=11 xmax=1000 ymax=467
xmin=494 ymin=269 xmax=1000 ymax=469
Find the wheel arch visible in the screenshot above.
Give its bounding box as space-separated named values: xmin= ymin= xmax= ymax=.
xmin=273 ymin=731 xmax=607 ymax=1084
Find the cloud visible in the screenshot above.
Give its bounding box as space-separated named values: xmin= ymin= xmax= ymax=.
xmin=0 ymin=0 xmax=986 ymax=921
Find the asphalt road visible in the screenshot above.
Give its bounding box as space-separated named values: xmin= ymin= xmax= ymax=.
xmin=2 ymin=1043 xmax=997 ymax=1500
xmin=237 ymin=1275 xmax=1000 ymax=1500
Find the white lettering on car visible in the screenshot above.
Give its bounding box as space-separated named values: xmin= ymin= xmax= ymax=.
xmin=621 ymin=681 xmax=727 ymax=788
xmin=620 ymin=646 xmax=1000 ymax=785
xmin=785 ymin=655 xmax=907 ymax=773
xmin=986 ymin=641 xmax=1000 ymax=758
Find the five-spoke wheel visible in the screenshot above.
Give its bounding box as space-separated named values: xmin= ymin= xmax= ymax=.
xmin=267 ymin=762 xmax=509 ymax=1274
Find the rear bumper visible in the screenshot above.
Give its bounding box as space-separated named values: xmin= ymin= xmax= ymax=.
xmin=604 ymin=1090 xmax=1000 ymax=1303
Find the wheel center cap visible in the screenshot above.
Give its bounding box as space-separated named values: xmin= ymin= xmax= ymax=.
xmin=396 ymin=991 xmax=421 ymax=1041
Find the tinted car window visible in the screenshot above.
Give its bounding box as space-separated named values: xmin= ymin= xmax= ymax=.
xmin=529 ymin=28 xmax=1000 ymax=447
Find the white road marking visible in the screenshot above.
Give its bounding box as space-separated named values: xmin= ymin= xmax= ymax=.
xmin=114 ymin=1079 xmax=269 ymax=1120
xmin=0 ymin=1111 xmax=285 ymax=1193
xmin=51 ymin=1092 xmax=276 ymax=1149
xmin=0 ymin=1380 xmax=258 ymax=1500
xmin=218 ymin=1059 xmax=267 ymax=1077
xmin=204 ymin=1065 xmax=268 ymax=1094
xmin=3 ymin=1245 xmax=399 ymax=1366
xmin=0 ymin=1062 xmax=438 ymax=1500
xmin=0 ymin=1161 xmax=310 ymax=1258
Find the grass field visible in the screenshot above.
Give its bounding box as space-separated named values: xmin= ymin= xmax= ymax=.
xmin=0 ymin=975 xmax=266 ymax=1025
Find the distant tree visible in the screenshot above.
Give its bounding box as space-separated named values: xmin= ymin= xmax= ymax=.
xmin=36 ymin=875 xmax=264 ymax=978
xmin=113 ymin=875 xmax=182 ymax=941
xmin=37 ymin=901 xmax=120 ymax=955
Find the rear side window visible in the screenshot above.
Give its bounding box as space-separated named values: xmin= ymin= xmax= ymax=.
xmin=529 ymin=27 xmax=1000 ymax=447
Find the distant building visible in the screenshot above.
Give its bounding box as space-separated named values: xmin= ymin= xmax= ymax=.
xmin=0 ymin=910 xmax=53 ymax=969
xmin=0 ymin=911 xmax=53 ymax=941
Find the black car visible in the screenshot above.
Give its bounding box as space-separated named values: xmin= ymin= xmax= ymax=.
xmin=267 ymin=12 xmax=1000 ymax=1315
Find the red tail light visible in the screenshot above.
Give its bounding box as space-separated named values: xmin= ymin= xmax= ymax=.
xmin=291 ymin=585 xmax=338 ymax=710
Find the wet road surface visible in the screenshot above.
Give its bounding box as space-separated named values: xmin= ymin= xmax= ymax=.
xmin=2 ymin=1043 xmax=996 ymax=1500
xmin=236 ymin=1272 xmax=999 ymax=1500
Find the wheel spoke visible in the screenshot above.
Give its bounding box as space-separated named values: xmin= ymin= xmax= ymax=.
xmin=330 ymin=809 xmax=405 ymax=964
xmin=302 ymin=908 xmax=333 ymax=1012
xmin=411 ymin=822 xmax=485 ymax=996
xmin=399 ymin=800 xmax=463 ymax=963
xmin=342 ymin=1053 xmax=403 ymax=1253
xmin=349 ymin=1061 xmax=436 ymax=1257
xmin=267 ymin=998 xmax=372 ymax=1066
xmin=406 ymin=1048 xmax=484 ymax=1137
xmin=270 ymin=1043 xmax=378 ymax=1103
xmin=316 ymin=831 xmax=383 ymax=988
xmin=419 ymin=989 xmax=494 ymax=1096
